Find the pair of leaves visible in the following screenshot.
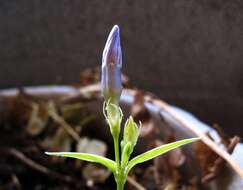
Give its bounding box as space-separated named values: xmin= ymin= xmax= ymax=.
xmin=46 ymin=137 xmax=199 ymax=174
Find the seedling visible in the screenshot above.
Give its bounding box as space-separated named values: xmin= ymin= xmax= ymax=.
xmin=46 ymin=25 xmax=199 ymax=190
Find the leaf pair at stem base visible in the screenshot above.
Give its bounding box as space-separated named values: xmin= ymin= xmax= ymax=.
xmin=46 ymin=137 xmax=199 ymax=183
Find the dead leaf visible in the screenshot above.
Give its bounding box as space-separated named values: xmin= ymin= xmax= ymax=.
xmin=26 ymin=102 xmax=49 ymax=136
xmin=77 ymin=137 xmax=107 ymax=157
xmin=82 ymin=164 xmax=111 ymax=184
xmin=42 ymin=127 xmax=72 ymax=152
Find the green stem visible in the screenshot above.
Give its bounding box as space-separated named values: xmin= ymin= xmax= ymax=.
xmin=112 ymin=130 xmax=125 ymax=190
xmin=113 ymin=135 xmax=120 ymax=168
xmin=117 ymin=179 xmax=125 ymax=190
xmin=117 ymin=165 xmax=126 ymax=190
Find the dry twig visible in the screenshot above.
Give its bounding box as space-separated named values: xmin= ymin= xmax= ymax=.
xmin=202 ymin=136 xmax=240 ymax=183
xmin=127 ymin=176 xmax=146 ymax=190
xmin=3 ymin=148 xmax=73 ymax=183
xmin=49 ymin=109 xmax=80 ymax=142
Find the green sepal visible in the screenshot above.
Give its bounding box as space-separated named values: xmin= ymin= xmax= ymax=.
xmin=103 ymin=101 xmax=123 ymax=138
xmin=121 ymin=142 xmax=132 ymax=169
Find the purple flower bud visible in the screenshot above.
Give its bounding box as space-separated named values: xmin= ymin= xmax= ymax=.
xmin=101 ymin=25 xmax=122 ymax=104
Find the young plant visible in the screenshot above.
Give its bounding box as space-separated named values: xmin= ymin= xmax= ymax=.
xmin=46 ymin=25 xmax=200 ymax=190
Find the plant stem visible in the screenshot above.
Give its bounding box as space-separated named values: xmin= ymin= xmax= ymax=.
xmin=113 ymin=135 xmax=120 ymax=168
xmin=117 ymin=165 xmax=126 ymax=190
xmin=117 ymin=180 xmax=125 ymax=190
xmin=112 ymin=129 xmax=125 ymax=190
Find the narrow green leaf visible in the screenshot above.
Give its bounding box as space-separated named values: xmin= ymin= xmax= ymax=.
xmin=127 ymin=137 xmax=200 ymax=172
xmin=45 ymin=152 xmax=116 ymax=173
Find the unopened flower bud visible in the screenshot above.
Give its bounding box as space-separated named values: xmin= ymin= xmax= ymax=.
xmin=105 ymin=101 xmax=123 ymax=137
xmin=122 ymin=116 xmax=140 ymax=154
xmin=101 ymin=25 xmax=122 ymax=104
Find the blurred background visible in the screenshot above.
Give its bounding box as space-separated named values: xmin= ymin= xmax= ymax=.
xmin=0 ymin=0 xmax=242 ymax=136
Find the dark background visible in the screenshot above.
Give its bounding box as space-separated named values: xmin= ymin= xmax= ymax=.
xmin=0 ymin=0 xmax=242 ymax=136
